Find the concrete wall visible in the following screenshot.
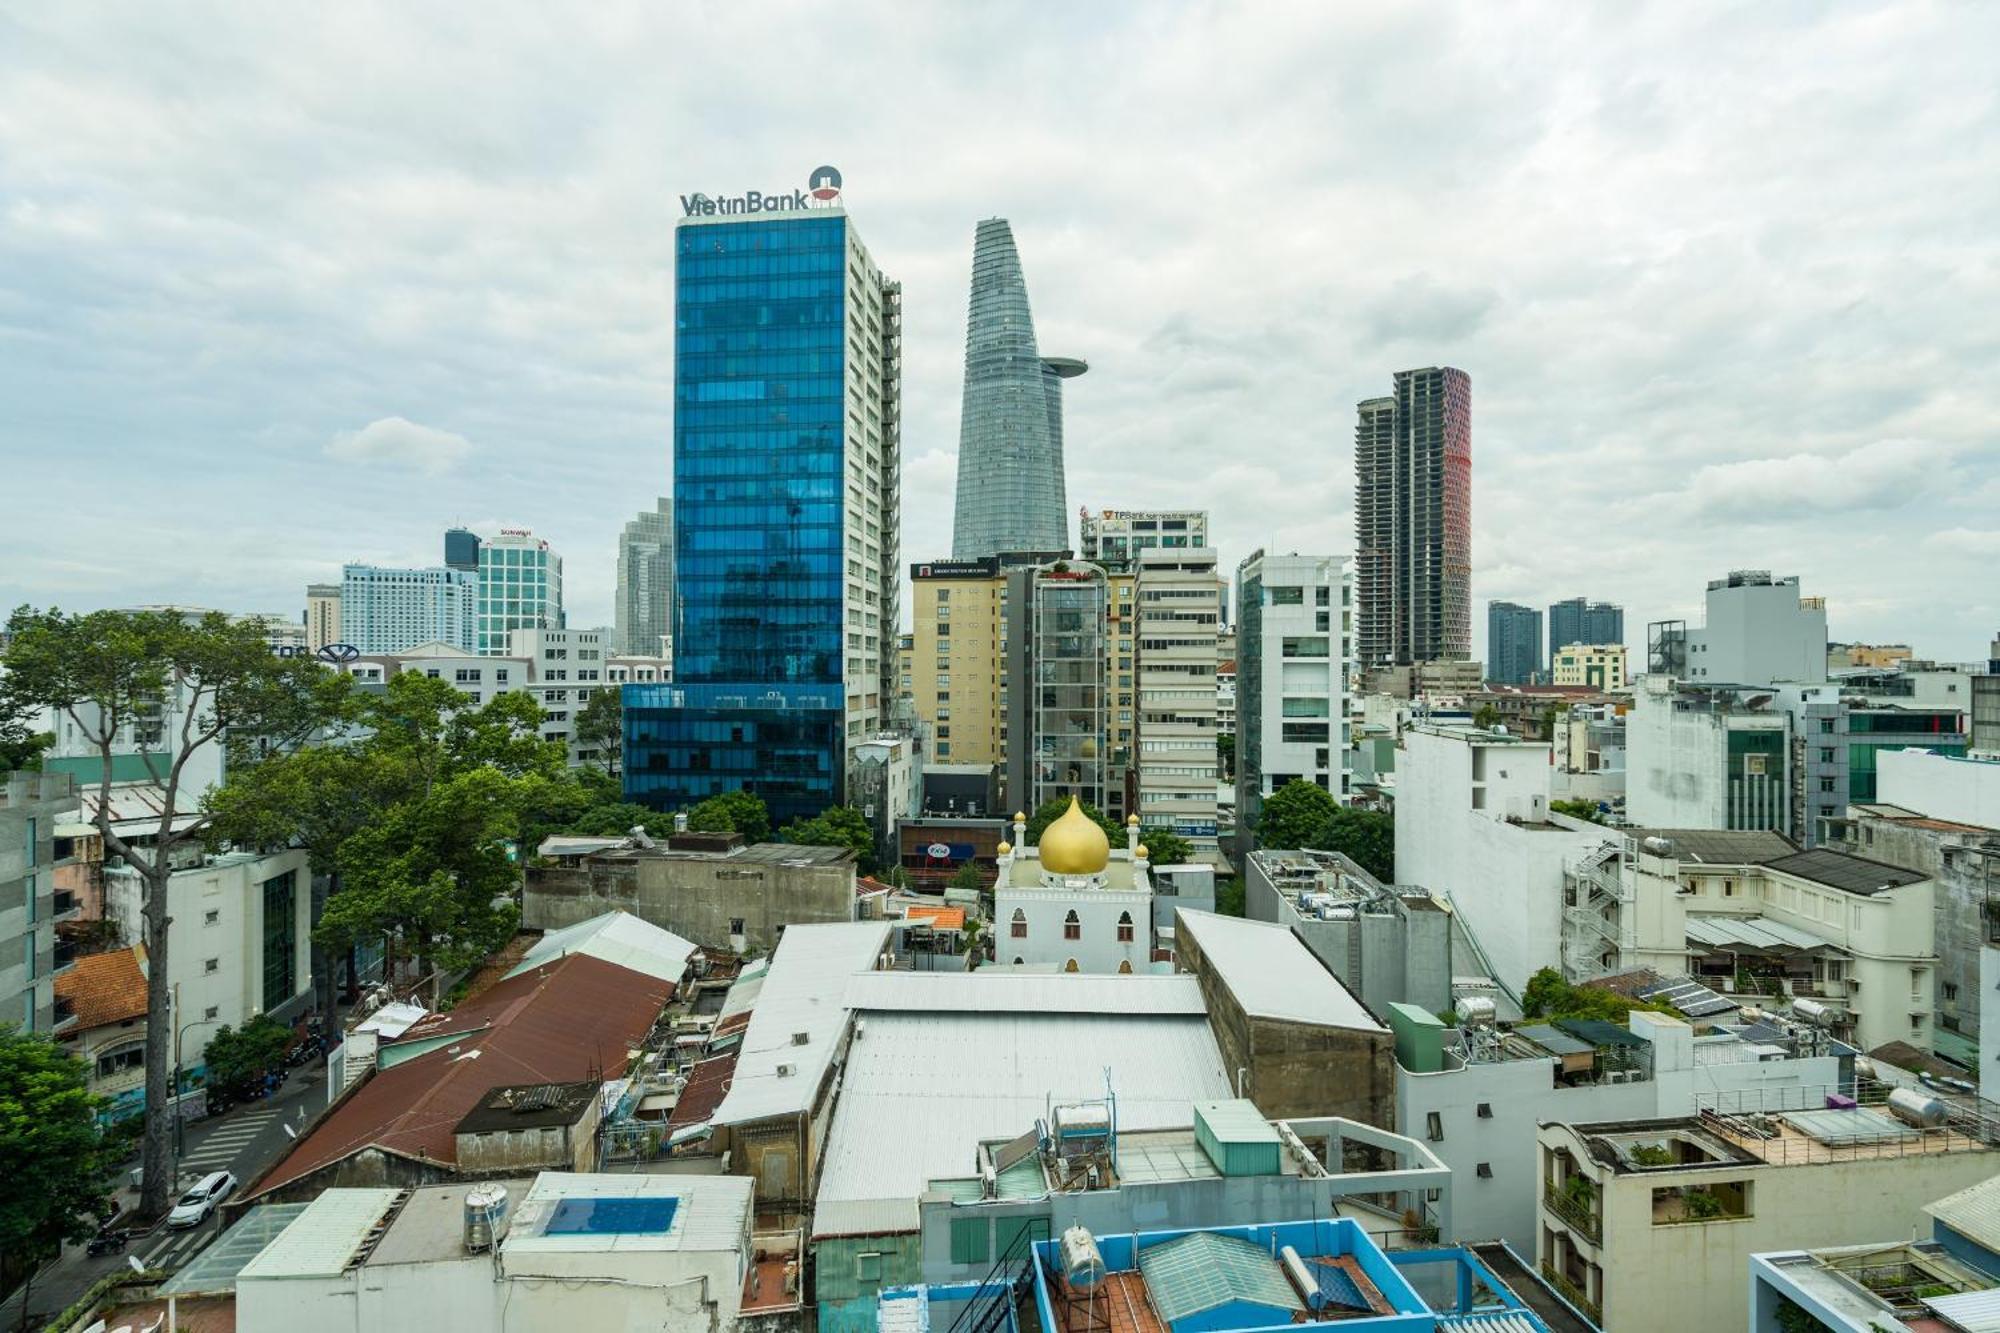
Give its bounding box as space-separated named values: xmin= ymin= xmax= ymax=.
xmin=1175 ymin=917 xmax=1394 ymax=1125
xmin=1985 ymin=945 xmax=2000 ymax=1085
xmin=1548 ymin=1128 xmax=1997 ymax=1333
xmin=1837 ymin=817 xmax=1995 ymax=1040
xmin=994 ymin=884 xmax=1151 ymax=974
xmin=522 ymin=850 xmax=854 ymax=953
xmin=1396 ymin=729 xmax=1606 ymax=993
xmin=455 ymin=1102 xmax=601 ymax=1175
xmin=0 ymin=774 xmax=67 ymax=1032
xmin=1684 ymin=576 xmax=1827 ymax=686
xmin=1881 ymin=749 xmax=2000 ymax=829
xmin=105 ymin=847 xmax=315 ymax=1037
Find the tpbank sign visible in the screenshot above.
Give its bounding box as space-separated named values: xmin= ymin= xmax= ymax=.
xmin=682 ymin=165 xmax=841 ymax=218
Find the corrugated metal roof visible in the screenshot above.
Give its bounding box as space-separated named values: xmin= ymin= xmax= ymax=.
xmin=1767 ymin=848 xmax=1927 ymax=895
xmin=237 ymin=1189 xmax=401 ymax=1279
xmin=1928 ymin=1175 xmax=2000 ymax=1252
xmin=1177 ymin=910 xmax=1383 ymax=1031
xmin=843 ymin=970 xmax=1208 ymax=1016
xmin=1438 ymin=1314 xmax=1547 ymax=1333
xmin=1623 ymin=828 xmax=1798 ymax=864
xmin=508 ymin=911 xmax=697 ymax=988
xmin=813 ymin=1010 xmax=1231 ymax=1223
xmin=1139 ymin=1231 xmax=1302 ymax=1323
xmin=1924 ymin=1288 xmax=2000 ymax=1332
xmin=710 ymin=921 xmax=890 ymax=1127
xmin=812 ymin=1196 xmax=921 ymax=1239
xmin=249 ymin=955 xmax=672 ymax=1199
xmin=1685 ymin=915 xmax=1832 ymax=953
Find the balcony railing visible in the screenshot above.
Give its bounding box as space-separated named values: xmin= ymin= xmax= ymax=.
xmin=1544 ymin=1186 xmax=1602 ymax=1244
xmin=1541 ymin=1262 xmax=1603 ymax=1326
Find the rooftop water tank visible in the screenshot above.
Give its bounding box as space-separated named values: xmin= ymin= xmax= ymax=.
xmin=1887 ymin=1087 xmax=1947 ymax=1129
xmin=1060 ymin=1226 xmax=1105 ymax=1289
xmin=1459 ymin=996 xmax=1497 ymax=1028
xmin=464 ymin=1184 xmax=510 ymax=1253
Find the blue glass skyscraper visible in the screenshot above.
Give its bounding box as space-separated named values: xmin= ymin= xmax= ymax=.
xmin=952 ymin=218 xmax=1083 ymax=559
xmin=625 ymin=185 xmax=901 ymax=827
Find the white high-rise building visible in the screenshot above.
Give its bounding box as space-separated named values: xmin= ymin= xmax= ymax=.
xmin=340 ymin=564 xmax=478 ymax=655
xmin=613 ymin=499 xmax=673 ymax=658
xmin=477 ymin=529 xmax=563 ymax=655
xmin=1134 ymin=547 xmax=1222 ymax=854
xmin=1234 ymin=551 xmax=1354 ymax=845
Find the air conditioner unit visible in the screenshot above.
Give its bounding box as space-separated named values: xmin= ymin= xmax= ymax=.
xmin=775 ymin=1063 xmax=796 ymax=1078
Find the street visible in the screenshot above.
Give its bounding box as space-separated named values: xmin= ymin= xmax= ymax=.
xmin=0 ymin=1059 xmax=325 ymax=1331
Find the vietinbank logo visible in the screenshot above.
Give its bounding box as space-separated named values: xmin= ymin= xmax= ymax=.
xmin=680 ymin=166 xmax=842 ymax=218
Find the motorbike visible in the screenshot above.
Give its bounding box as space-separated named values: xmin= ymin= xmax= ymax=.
xmin=86 ymin=1229 xmax=128 ymax=1257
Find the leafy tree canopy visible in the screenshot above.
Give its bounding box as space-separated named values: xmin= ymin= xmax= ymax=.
xmin=1139 ymin=827 xmax=1194 ymax=867
xmin=0 ymin=1027 xmax=119 ymax=1267
xmin=1520 ymin=967 xmax=1676 ymax=1023
xmin=1550 ymin=798 xmax=1606 ymax=825
xmin=1312 ymin=806 xmax=1395 ymax=882
xmin=572 ymin=687 xmax=623 ymax=776
xmin=780 ymin=804 xmax=877 ymax=872
xmin=948 ymin=861 xmax=987 ymax=893
xmin=686 ymin=789 xmax=771 ymax=843
xmin=1254 ymin=779 xmax=1336 ymax=851
xmin=200 ymin=1015 xmax=294 ymax=1099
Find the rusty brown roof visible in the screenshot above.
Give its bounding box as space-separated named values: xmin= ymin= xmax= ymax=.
xmin=55 ymin=946 xmax=149 ymax=1030
xmin=667 ymin=1051 xmax=739 ymax=1131
xmin=247 ymin=954 xmax=670 ymax=1199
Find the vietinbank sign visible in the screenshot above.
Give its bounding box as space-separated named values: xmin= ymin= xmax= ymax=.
xmin=681 ymin=165 xmax=841 ymax=218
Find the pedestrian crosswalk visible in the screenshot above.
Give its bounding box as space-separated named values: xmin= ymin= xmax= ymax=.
xmin=139 ymin=1224 xmax=212 ymax=1271
xmin=177 ymin=1106 xmax=282 ymax=1175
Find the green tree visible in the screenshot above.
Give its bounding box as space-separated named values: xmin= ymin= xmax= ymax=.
xmin=1023 ymin=796 xmax=1121 ymax=846
xmin=1214 ymin=875 xmax=1246 ymax=917
xmin=1520 ymin=967 xmax=1675 ymax=1023
xmin=0 ymin=717 xmax=51 ymax=773
xmin=1215 ymin=732 xmax=1235 ymax=781
xmin=1550 ymin=797 xmax=1606 ymax=825
xmin=199 ymin=1015 xmax=294 ymax=1100
xmin=204 ymin=743 xmax=388 ymax=1011
xmin=1138 ymin=827 xmax=1194 ymax=867
xmin=1254 ymin=779 xmax=1336 ymax=851
xmin=572 ymin=686 xmax=623 ymax=776
xmin=565 ymin=801 xmax=675 ymax=839
xmin=318 ymin=763 xmax=526 ymax=1003
xmin=1311 ymin=806 xmax=1395 ymax=881
xmin=1472 ymin=703 xmax=1499 ymax=730
xmin=948 ymin=861 xmax=987 ymax=893
xmin=780 ymin=804 xmax=877 ymax=872
xmin=0 ymin=1027 xmax=119 ymax=1321
xmin=0 ymin=606 xmax=353 ymax=1219
xmin=686 ymin=789 xmax=771 ymax=843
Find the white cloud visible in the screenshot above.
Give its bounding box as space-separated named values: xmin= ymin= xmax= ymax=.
xmin=326 ymin=416 xmax=473 ymax=475
xmin=0 ymin=4 xmax=1995 ymax=652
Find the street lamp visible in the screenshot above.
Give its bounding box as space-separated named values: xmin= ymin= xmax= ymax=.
xmin=167 ymin=984 xmax=225 ymax=1187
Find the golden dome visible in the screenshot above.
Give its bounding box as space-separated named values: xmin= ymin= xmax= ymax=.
xmin=1078 ymin=737 xmax=1099 ymax=759
xmin=1012 ymin=811 xmax=1026 ymax=823
xmin=1039 ymin=797 xmax=1110 ymax=875
xmin=997 ymin=841 xmax=1012 ymax=855
xmin=1126 ymin=814 xmax=1141 ymax=826
xmin=1135 ymin=844 xmax=1150 ymax=860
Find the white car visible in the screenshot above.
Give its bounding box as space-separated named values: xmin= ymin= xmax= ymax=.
xmin=166 ymin=1170 xmax=237 ymax=1228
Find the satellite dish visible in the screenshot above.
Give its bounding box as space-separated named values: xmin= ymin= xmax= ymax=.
xmin=127 ymin=1254 xmax=146 ymax=1274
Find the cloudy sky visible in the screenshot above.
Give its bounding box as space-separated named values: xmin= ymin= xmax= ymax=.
xmin=4 ymin=3 xmax=1996 ymax=660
